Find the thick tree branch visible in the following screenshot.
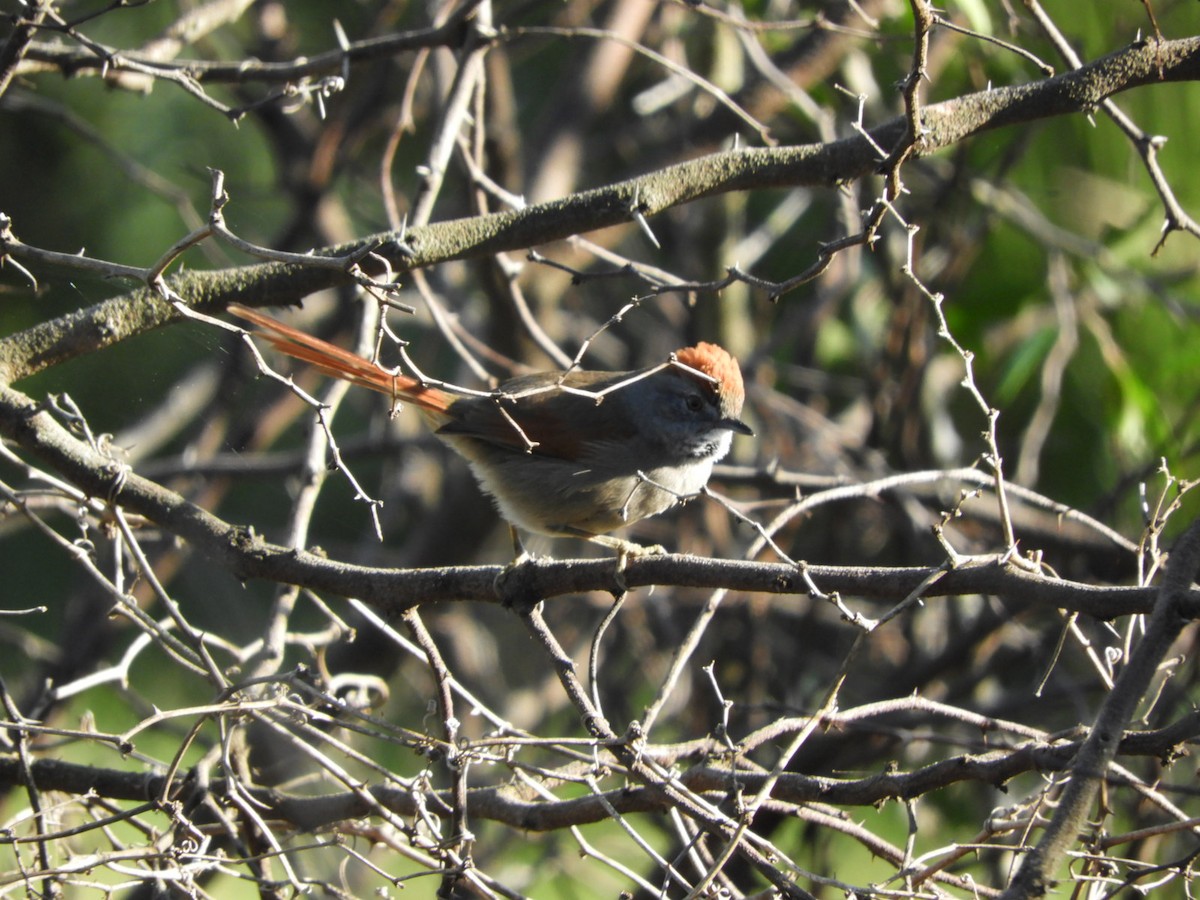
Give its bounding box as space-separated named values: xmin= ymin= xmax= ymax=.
xmin=0 ymin=382 xmax=1177 ymax=620
xmin=3 ymin=37 xmax=1197 ymax=382
xmin=16 ymin=1 xmax=484 ymax=84
xmin=5 ymin=710 xmax=1195 ymax=835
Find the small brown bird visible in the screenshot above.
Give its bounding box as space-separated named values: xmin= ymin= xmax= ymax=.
xmin=230 ymin=305 xmax=752 ymax=554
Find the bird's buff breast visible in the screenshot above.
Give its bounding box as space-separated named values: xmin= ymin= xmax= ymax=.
xmin=446 ymin=434 xmax=714 ymax=537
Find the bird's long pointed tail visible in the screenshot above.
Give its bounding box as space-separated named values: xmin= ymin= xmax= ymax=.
xmin=227 ymin=304 xmax=453 ymax=413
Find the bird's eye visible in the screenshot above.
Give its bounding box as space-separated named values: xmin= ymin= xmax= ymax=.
xmin=685 ymin=394 xmax=704 ymax=412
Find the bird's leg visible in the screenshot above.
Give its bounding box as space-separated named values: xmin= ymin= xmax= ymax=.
xmin=493 ymin=526 xmax=537 ymax=607
xmin=508 ymin=525 xmax=532 ymax=565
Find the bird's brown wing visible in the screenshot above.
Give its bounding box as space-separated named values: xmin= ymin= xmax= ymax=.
xmin=436 ymin=370 xmax=640 ymax=460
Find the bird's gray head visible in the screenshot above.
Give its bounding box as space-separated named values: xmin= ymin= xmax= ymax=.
xmin=641 ymin=343 xmax=754 ymax=462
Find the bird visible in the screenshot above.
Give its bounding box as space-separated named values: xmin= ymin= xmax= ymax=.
xmin=228 ymin=304 xmax=752 ymax=557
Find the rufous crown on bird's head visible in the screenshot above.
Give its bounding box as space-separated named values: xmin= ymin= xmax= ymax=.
xmin=674 ymin=342 xmax=746 ymax=411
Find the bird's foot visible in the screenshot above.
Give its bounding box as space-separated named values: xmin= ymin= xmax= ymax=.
xmin=586 ymin=535 xmax=667 ymax=593
xmin=493 ymin=531 xmax=542 ymax=611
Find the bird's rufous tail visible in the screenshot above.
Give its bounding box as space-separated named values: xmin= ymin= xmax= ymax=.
xmin=227 ymin=304 xmax=454 ymax=413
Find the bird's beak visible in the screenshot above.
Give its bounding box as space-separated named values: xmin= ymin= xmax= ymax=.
xmin=722 ymin=417 xmax=755 ymax=437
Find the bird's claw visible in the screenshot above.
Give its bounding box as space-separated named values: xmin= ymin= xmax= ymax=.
xmin=606 ymin=539 xmax=666 ymax=593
